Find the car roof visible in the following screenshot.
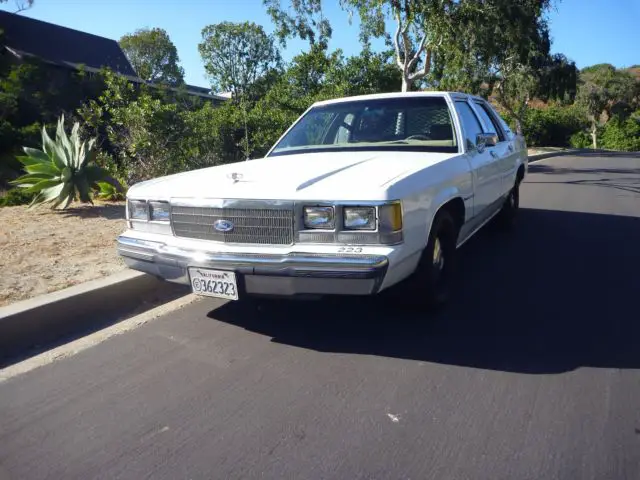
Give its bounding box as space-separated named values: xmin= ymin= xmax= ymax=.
xmin=312 ymin=91 xmax=486 ymax=107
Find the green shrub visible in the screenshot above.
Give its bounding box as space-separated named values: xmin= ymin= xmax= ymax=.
xmin=569 ymin=130 xmax=593 ymax=149
xmin=600 ymin=112 xmax=640 ymax=151
xmin=0 ymin=188 xmax=36 ymax=207
xmin=94 ymin=180 xmax=127 ymax=201
xmin=521 ymin=105 xmax=588 ymax=147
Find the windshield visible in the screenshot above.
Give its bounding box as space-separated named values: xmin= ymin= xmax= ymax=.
xmin=268 ymin=96 xmax=458 ymax=157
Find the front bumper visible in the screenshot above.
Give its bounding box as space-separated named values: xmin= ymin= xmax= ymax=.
xmin=117 ymin=236 xmax=389 ymax=297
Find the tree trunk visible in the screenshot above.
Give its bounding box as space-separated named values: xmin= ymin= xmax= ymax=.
xmin=514 ymin=117 xmax=523 ymax=136
xmin=401 ymin=75 xmax=410 ymax=92
xmin=590 ymin=120 xmax=598 ymax=150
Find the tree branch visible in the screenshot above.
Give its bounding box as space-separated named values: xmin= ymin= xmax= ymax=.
xmin=393 ymin=11 xmax=404 ymax=70
xmin=407 ymin=34 xmax=427 ymax=72
xmin=408 ymin=46 xmax=432 ymax=81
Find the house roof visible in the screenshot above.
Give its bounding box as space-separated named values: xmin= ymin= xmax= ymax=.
xmin=0 ymin=10 xmax=137 ymax=76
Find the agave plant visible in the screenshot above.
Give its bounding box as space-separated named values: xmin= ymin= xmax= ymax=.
xmin=10 ymin=115 xmax=121 ymax=209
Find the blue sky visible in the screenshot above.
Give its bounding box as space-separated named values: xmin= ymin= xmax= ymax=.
xmin=2 ymin=0 xmax=639 ymax=89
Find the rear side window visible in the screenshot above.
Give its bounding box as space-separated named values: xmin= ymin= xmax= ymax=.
xmin=454 ymin=101 xmax=484 ymax=151
xmin=473 ymin=102 xmax=505 ymax=141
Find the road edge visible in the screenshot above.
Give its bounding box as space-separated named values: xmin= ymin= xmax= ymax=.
xmin=0 ymin=270 xmax=189 ymax=362
xmin=0 ymin=293 xmax=201 ymax=383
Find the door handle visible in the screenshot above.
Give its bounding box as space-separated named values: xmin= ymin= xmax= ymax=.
xmin=490 ymin=150 xmax=498 ymax=158
xmin=508 ymin=144 xmax=514 ymax=152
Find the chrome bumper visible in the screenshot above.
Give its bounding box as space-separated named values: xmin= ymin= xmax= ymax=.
xmin=117 ymin=236 xmax=389 ymax=297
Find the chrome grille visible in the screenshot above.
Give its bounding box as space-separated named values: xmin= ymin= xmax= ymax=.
xmin=171 ymin=205 xmax=294 ymax=245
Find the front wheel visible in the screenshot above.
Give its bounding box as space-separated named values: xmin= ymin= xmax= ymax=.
xmin=405 ymin=210 xmax=458 ymax=309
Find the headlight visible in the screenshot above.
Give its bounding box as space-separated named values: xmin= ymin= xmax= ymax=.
xmin=304 ymin=206 xmax=335 ymax=229
xmin=344 ymin=207 xmax=376 ymax=230
xmin=149 ymin=201 xmax=170 ymax=222
xmin=128 ymin=200 xmax=148 ymax=220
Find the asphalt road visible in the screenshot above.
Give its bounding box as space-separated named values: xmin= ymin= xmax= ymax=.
xmin=2 ymin=153 xmax=639 ymax=480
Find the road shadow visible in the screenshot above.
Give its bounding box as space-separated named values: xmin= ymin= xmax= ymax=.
xmin=528 ymin=162 xmax=640 ymax=194
xmin=575 ymin=150 xmax=640 ymax=159
xmin=529 ymin=163 xmax=639 ymax=176
xmin=209 ymin=208 xmax=640 ymax=374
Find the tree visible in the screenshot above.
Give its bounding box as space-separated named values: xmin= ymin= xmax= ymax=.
xmin=119 ymin=28 xmax=184 ymax=85
xmin=266 ymin=0 xmax=452 ymax=92
xmin=0 ymin=0 xmax=34 ymax=13
xmin=263 ymin=0 xmax=332 ymax=48
xmin=198 ymin=22 xmax=281 ymax=97
xmin=576 ymin=64 xmax=639 ymax=149
xmin=264 ymin=0 xmax=560 ymax=98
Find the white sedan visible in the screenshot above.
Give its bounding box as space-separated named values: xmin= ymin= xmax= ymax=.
xmin=117 ymin=91 xmax=527 ymax=307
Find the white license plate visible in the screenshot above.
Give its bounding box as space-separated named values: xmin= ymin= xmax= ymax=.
xmin=188 ymin=268 xmax=239 ymax=300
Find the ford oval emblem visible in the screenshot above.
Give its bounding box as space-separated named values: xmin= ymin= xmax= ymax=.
xmin=214 ymin=219 xmax=234 ymax=232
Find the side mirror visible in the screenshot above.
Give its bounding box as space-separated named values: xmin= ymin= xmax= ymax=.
xmin=476 ymin=132 xmax=499 ymax=152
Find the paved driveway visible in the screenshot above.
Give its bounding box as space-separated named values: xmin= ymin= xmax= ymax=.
xmin=1 ymin=153 xmax=639 ymax=480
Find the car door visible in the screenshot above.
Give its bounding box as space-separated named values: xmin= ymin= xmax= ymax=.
xmin=472 ymin=100 xmax=518 ymax=197
xmin=453 ymin=100 xmax=503 ymax=220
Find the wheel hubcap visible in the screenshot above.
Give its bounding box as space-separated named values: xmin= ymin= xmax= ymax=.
xmin=433 ymin=237 xmax=445 ymax=272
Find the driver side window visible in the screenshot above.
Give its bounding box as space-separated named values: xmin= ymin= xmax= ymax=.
xmin=473 ymin=102 xmax=505 ymax=142
xmin=454 ymin=101 xmax=484 ymax=151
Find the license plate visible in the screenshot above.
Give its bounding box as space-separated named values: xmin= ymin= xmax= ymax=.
xmin=188 ymin=268 xmax=239 ymax=300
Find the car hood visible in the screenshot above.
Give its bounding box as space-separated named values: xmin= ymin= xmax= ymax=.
xmin=127 ymin=150 xmax=457 ymax=201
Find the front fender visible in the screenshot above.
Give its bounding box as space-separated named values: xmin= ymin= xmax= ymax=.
xmin=423 ymin=186 xmax=466 ymax=248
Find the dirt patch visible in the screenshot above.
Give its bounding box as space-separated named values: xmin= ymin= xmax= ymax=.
xmin=0 ymin=202 xmax=128 ymax=307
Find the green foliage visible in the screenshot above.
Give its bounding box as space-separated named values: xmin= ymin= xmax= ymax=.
xmin=576 ymin=63 xmax=640 ymax=148
xmin=119 ymin=28 xmax=185 ymax=85
xmin=10 ymin=116 xmax=121 ymax=209
xmin=263 ymin=0 xmax=332 ymax=48
xmin=502 ymin=105 xmax=588 ymax=148
xmin=569 ymin=130 xmax=593 ymax=149
xmin=600 ymin=112 xmax=640 ymax=152
xmin=0 ymin=187 xmax=35 ymax=207
xmin=198 ymin=22 xmax=281 ymax=97
xmin=94 ymin=180 xmax=126 ymax=201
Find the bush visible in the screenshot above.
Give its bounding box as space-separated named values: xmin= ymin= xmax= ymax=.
xmin=0 ymin=188 xmax=35 ymax=207
xmin=521 ymin=105 xmax=588 ymax=147
xmin=600 ymin=112 xmax=640 ymax=151
xmin=569 ymin=130 xmax=593 ymax=149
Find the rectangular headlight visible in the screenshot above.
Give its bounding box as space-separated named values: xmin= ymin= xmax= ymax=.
xmin=149 ymin=201 xmax=170 ymax=222
xmin=128 ymin=200 xmax=148 ymax=220
xmin=304 ymin=206 xmax=335 ymax=229
xmin=344 ymin=207 xmax=376 ymax=230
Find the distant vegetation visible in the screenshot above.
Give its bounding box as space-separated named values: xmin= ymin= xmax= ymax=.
xmin=1 ymin=0 xmax=638 ymax=207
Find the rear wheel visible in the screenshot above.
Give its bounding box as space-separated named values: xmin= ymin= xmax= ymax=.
xmin=495 ymin=179 xmax=520 ymax=229
xmin=406 ymin=210 xmax=458 ymax=309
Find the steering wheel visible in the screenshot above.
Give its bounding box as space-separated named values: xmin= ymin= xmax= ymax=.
xmin=405 ymin=134 xmax=430 ymax=141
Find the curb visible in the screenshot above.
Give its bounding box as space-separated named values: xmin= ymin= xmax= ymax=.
xmin=0 ymin=270 xmax=189 ymax=364
xmin=527 ymin=149 xmax=581 ymax=162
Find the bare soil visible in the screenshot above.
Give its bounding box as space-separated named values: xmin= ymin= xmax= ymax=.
xmin=0 ymin=202 xmax=127 ymax=307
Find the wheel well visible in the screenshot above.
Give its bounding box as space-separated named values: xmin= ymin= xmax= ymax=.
xmin=436 ymin=197 xmax=465 ymax=234
xmin=516 ymin=164 xmax=525 ymax=184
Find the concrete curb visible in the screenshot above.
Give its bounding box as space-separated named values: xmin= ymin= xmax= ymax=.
xmin=527 ymin=149 xmax=582 ymax=162
xmin=0 ymin=270 xmax=188 ymax=363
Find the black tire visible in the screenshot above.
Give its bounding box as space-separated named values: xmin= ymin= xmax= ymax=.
xmin=405 ymin=210 xmax=458 ymax=309
xmin=495 ymin=179 xmax=520 ymax=229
